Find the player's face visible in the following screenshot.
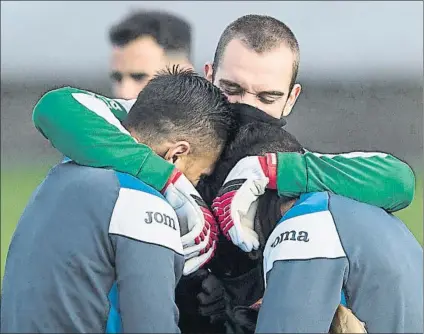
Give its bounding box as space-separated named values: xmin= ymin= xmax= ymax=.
xmin=179 ymin=152 xmax=220 ymax=186
xmin=205 ymin=39 xmax=302 ymax=118
xmin=164 ymin=142 xmax=220 ymax=186
xmin=110 ymin=36 xmax=167 ymax=99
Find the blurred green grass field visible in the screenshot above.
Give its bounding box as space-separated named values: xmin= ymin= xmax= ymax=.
xmin=1 ymin=165 xmax=423 ymax=283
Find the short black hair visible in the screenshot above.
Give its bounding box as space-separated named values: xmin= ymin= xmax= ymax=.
xmin=199 ymin=121 xmax=304 ymax=204
xmin=123 ymin=65 xmax=234 ymax=154
xmin=109 ymin=10 xmax=192 ymax=60
xmin=198 ymin=121 xmax=304 ymax=276
xmin=212 ymin=14 xmax=300 ymax=89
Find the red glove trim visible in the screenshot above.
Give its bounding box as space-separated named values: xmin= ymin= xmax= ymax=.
xmin=266 ymin=153 xmax=277 ymax=189
xmin=258 ymin=154 xmax=277 ymax=189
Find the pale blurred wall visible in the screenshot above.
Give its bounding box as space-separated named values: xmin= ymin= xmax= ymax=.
xmin=1 ymin=1 xmax=423 ymax=167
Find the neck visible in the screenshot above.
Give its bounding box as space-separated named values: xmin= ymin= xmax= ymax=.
xmin=252 ymin=194 xmax=299 ymax=252
xmin=279 ymin=198 xmax=298 ymax=218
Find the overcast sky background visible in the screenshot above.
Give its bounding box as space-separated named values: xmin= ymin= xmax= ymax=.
xmin=1 ymin=1 xmax=423 ymax=83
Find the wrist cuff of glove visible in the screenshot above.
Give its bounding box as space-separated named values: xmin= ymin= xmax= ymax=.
xmin=259 ymin=153 xmax=277 ymax=189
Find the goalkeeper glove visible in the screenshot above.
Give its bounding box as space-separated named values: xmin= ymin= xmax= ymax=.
xmin=212 ymin=154 xmax=277 ymax=252
xmin=163 ymin=170 xmax=218 ymax=275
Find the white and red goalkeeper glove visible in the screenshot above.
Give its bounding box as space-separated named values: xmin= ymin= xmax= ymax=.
xmin=162 ymin=170 xmax=218 ymax=275
xmin=212 ymin=153 xmax=277 ymax=252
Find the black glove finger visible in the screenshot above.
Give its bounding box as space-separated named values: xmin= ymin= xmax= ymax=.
xmin=199 ymin=299 xmax=226 ymax=317
xmin=232 ymin=306 xmax=259 ymax=332
xmin=175 ymin=269 xmax=210 ymax=315
xmin=187 ymin=267 xmax=210 ymax=282
xmin=210 ymin=312 xmax=227 ymax=325
xmin=178 ymin=268 xmax=209 ymax=293
xmin=201 ymin=274 xmax=225 ymax=296
xmin=197 ymin=291 xmax=223 ymax=306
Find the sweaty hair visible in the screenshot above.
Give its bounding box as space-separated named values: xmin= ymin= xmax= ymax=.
xmin=122 ymin=65 xmax=234 ymax=154
xmin=109 ymin=10 xmax=192 ymax=60
xmin=212 ymin=14 xmax=300 ymax=89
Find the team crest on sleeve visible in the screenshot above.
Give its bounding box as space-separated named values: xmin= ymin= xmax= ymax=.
xmin=263 ymin=210 xmax=346 ymax=282
xmin=109 ymin=188 xmax=183 ymax=255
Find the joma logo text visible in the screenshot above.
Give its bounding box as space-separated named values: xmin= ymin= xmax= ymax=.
xmin=271 ymin=230 xmax=309 ymax=247
xmin=145 ymin=211 xmax=177 ymax=230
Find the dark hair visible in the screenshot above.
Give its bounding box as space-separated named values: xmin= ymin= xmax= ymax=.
xmin=109 ymin=10 xmax=192 ymax=60
xmin=212 ymin=14 xmax=300 ymax=90
xmin=198 ymin=121 xmax=303 ymax=276
xmin=199 ymin=121 xmax=304 ymax=204
xmin=122 ymin=65 xmax=234 ymax=154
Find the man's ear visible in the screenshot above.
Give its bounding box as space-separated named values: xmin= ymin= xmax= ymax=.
xmin=282 ymin=83 xmax=302 ymax=117
xmin=164 ymin=141 xmax=191 ymax=163
xmin=204 ymin=62 xmax=214 ymax=83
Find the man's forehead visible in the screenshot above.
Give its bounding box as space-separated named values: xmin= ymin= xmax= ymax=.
xmin=217 ymin=39 xmax=294 ymax=91
xmin=111 ymin=36 xmax=165 ymax=71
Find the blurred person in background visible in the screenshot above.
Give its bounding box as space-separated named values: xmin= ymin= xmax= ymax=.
xmin=109 ymin=10 xmax=194 ymax=99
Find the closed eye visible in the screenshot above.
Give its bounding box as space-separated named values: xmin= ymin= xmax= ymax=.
xmin=219 ymin=79 xmax=245 ymax=96
xmin=257 ymin=92 xmax=284 ymax=104
xmin=258 ymin=95 xmax=281 ymax=104
xmin=110 ymin=72 xmax=123 ymax=83
xmin=222 ymin=87 xmax=244 ymax=96
xmin=130 ymin=73 xmax=148 ymax=82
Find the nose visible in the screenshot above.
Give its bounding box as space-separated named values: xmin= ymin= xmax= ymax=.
xmin=113 ymin=77 xmax=141 ymax=100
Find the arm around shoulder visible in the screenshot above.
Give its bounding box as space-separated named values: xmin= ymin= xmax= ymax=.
xmin=32 ymin=87 xmax=175 ymax=191
xmin=276 ymin=151 xmax=415 ymax=212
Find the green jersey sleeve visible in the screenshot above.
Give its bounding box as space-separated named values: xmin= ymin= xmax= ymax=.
xmin=33 ymin=87 xmax=415 ymax=212
xmin=32 ymin=87 xmax=175 ymax=191
xmin=276 ymin=151 xmax=415 ymax=212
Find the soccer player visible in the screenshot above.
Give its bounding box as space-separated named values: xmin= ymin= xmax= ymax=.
xmin=207 ymin=13 xmax=413 ymax=252
xmin=109 ymin=10 xmax=193 ymax=99
xmin=211 ymin=121 xmax=423 ymax=333
xmin=0 ymin=68 xmax=233 ymax=333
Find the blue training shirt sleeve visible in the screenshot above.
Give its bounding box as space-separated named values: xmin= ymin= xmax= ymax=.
xmin=108 ymin=173 xmax=184 ymax=333
xmin=256 ymin=192 xmax=349 ymax=333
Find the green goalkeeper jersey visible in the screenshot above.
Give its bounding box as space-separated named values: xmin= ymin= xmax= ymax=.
xmin=32 ymin=87 xmax=415 ymax=212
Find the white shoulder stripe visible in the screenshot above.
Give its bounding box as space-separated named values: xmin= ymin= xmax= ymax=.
xmin=109 ymin=188 xmax=183 ymax=255
xmin=71 ymin=93 xmax=134 ymax=139
xmin=310 ymin=151 xmax=388 ymax=159
xmin=263 ymin=210 xmax=346 ymax=283
xmin=113 ymin=98 xmax=136 ymax=112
